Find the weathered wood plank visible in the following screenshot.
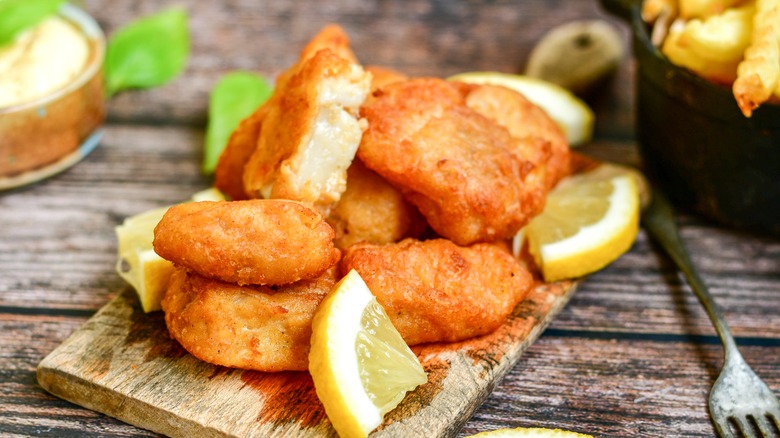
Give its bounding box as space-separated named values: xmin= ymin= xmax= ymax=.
xmin=465 ymin=337 xmax=780 ymax=437
xmin=3 ymin=1 xmax=780 ymax=436
xmin=36 ymin=281 xmax=576 ymax=437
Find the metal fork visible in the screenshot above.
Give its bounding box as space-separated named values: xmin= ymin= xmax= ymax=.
xmin=642 ymin=189 xmax=780 ymax=438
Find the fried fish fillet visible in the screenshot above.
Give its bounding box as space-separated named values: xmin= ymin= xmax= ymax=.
xmin=340 ymin=238 xmax=533 ymax=345
xmin=463 ymin=83 xmax=571 ymax=190
xmin=326 ymin=158 xmax=426 ymax=249
xmin=242 ymin=27 xmax=371 ymax=206
xmin=162 ymin=267 xmax=336 ymax=371
xmin=358 ymin=78 xmax=543 ymax=245
xmin=153 ymin=199 xmax=339 ymax=286
xmin=365 ymin=65 xmax=408 ymax=91
xmin=214 ymin=25 xmax=361 ymax=201
xmin=298 ymin=23 xmax=359 ymax=64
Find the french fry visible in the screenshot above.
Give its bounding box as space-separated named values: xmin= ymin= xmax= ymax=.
xmin=643 ymin=0 xmax=679 ymax=46
xmin=643 ymin=0 xmax=678 ymax=22
xmin=680 ymin=0 xmax=745 ymax=18
xmin=733 ymin=0 xmax=780 ymax=116
xmin=663 ymin=22 xmax=741 ymax=83
xmin=679 ymin=2 xmax=755 ymax=63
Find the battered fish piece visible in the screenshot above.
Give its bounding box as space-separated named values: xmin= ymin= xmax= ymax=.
xmin=215 ymin=25 xmax=361 ymax=202
xmin=463 ymin=83 xmax=571 ymax=190
xmin=358 ymin=78 xmax=543 ymax=245
xmin=298 ymin=23 xmax=359 ymax=64
xmin=153 ymin=199 xmax=340 ymax=286
xmin=340 ymin=238 xmax=533 ymax=345
xmin=326 ymin=159 xmax=426 ymax=249
xmin=242 ymin=27 xmax=371 ymax=206
xmin=162 ymin=267 xmax=336 ymax=371
xmin=213 ymin=105 xmax=267 ymax=201
xmin=365 ymin=65 xmax=408 ymax=91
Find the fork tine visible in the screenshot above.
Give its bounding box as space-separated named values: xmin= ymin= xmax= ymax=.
xmin=713 ymin=416 xmax=736 ymax=438
xmin=752 ymin=414 xmax=775 ymax=437
xmin=767 ymin=408 xmax=780 ymax=431
xmin=732 ymin=416 xmax=754 ymax=438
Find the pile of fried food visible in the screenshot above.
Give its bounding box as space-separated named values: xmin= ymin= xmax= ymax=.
xmin=642 ymin=0 xmax=780 ymax=116
xmin=151 ymin=25 xmax=572 ymax=372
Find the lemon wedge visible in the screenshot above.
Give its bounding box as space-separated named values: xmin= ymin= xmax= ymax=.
xmin=309 ymin=269 xmax=427 ymax=438
xmin=115 ymin=188 xmax=226 ymax=312
xmin=525 ymin=164 xmax=641 ymax=282
xmin=467 ymin=427 xmax=594 ymax=438
xmin=115 ymin=206 xmax=174 ymax=313
xmin=449 ymin=72 xmax=595 ymax=146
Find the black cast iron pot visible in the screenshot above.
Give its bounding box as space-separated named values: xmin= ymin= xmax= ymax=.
xmin=602 ymin=0 xmax=780 ymax=237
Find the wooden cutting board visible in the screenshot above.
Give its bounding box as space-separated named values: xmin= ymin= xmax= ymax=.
xmin=37 ymin=279 xmax=576 ymax=437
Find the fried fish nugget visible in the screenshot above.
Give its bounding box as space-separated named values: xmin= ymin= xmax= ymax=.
xmin=340 ymin=238 xmax=533 ymax=345
xmin=326 ymin=158 xmax=426 ymax=249
xmin=162 ymin=267 xmax=336 ymax=371
xmin=365 ymin=65 xmax=408 ymax=91
xmin=464 ymin=83 xmax=571 ymax=190
xmin=242 ymin=28 xmax=371 ymax=206
xmin=358 ymin=78 xmax=542 ymax=245
xmin=213 ymin=105 xmax=267 ymax=201
xmin=298 ymin=24 xmax=359 ymax=64
xmin=153 ymin=199 xmax=340 ymax=286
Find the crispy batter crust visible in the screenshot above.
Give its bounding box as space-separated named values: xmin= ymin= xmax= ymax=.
xmin=162 ymin=267 xmax=336 ymax=371
xmin=340 ymin=238 xmax=533 ymax=345
xmin=326 ymin=158 xmax=426 ymax=249
xmin=365 ymin=65 xmax=409 ymax=91
xmin=358 ymin=78 xmax=543 ymax=245
xmin=463 ymin=83 xmax=571 ymax=190
xmin=153 ymin=199 xmax=340 ymax=286
xmin=214 ymin=105 xmax=267 ymax=201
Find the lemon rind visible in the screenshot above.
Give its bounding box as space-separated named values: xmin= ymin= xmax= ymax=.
xmin=537 ymin=175 xmax=639 ymax=281
xmin=448 ymin=71 xmax=595 ymax=145
xmin=310 ymin=270 xmax=383 ymax=437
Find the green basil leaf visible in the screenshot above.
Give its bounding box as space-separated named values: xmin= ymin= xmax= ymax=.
xmin=202 ymin=72 xmax=273 ymax=175
xmin=0 ymin=0 xmax=65 ymax=46
xmin=105 ymin=8 xmax=190 ymax=97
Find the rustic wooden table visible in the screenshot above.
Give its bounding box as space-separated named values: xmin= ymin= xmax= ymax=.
xmin=2 ymin=0 xmax=779 ymax=437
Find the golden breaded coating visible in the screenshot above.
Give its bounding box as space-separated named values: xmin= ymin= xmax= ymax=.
xmin=326 ymin=158 xmax=426 ymax=249
xmin=213 ymin=105 xmax=267 ymax=201
xmin=242 ymin=28 xmax=371 ymax=206
xmin=162 ymin=267 xmax=336 ymax=371
xmin=153 ymin=199 xmax=340 ymax=286
xmin=463 ymin=83 xmax=571 ymax=190
xmin=298 ymin=24 xmax=359 ymax=64
xmin=216 ymin=25 xmax=361 ymax=203
xmin=365 ymin=65 xmax=409 ymax=91
xmin=358 ymin=78 xmax=543 ymax=245
xmin=340 ymin=238 xmax=533 ymax=345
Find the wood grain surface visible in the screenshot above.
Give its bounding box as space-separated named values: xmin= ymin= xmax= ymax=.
xmin=2 ymin=0 xmax=780 ymax=437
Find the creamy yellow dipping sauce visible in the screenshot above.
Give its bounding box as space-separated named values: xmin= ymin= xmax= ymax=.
xmin=0 ymin=16 xmax=90 ymax=108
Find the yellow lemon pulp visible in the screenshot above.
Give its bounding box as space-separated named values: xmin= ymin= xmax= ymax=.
xmin=114 ymin=188 xmax=225 ymax=312
xmin=448 ymin=71 xmax=595 ymax=146
xmin=309 ymin=269 xmax=427 ymax=438
xmin=526 ymin=164 xmax=641 ymax=282
xmin=467 ymin=426 xmax=594 ymax=438
xmin=115 ymin=206 xmax=173 ymax=313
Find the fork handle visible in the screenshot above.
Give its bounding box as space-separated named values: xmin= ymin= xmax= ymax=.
xmin=642 ymin=191 xmax=740 ymax=358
